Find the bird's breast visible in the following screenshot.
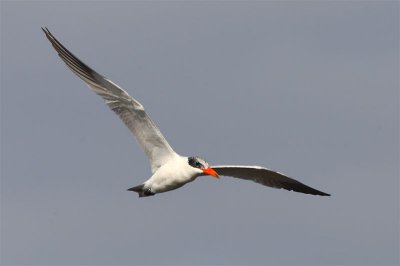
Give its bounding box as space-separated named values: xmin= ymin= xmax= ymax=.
xmin=146 ymin=157 xmax=199 ymax=193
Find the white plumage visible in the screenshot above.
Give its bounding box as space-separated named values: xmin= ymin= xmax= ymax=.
xmin=43 ymin=28 xmax=330 ymax=198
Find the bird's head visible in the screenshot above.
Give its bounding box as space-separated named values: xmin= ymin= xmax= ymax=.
xmin=188 ymin=156 xmax=219 ymax=178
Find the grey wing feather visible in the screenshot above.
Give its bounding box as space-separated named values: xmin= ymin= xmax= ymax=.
xmin=43 ymin=28 xmax=176 ymax=173
xmin=212 ymin=165 xmax=330 ymax=196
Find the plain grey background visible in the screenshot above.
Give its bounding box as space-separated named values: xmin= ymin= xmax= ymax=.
xmin=1 ymin=1 xmax=398 ymax=265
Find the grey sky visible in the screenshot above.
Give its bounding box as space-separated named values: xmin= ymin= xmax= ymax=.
xmin=1 ymin=1 xmax=398 ymax=265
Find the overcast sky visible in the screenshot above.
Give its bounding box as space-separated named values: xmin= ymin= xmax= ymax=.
xmin=1 ymin=1 xmax=398 ymax=265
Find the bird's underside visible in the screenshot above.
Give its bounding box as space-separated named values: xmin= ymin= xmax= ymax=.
xmin=42 ymin=27 xmax=330 ymax=198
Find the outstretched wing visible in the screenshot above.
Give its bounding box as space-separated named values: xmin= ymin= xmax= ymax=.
xmin=212 ymin=165 xmax=330 ymax=196
xmin=43 ymin=28 xmax=176 ymax=173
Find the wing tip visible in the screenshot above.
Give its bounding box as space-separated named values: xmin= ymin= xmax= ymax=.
xmin=315 ymin=191 xmax=331 ymax=196
xmin=41 ymin=26 xmax=51 ymax=38
xmin=296 ymin=187 xmax=331 ymax=197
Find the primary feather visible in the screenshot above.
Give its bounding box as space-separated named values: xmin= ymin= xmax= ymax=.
xmin=42 ymin=27 xmax=176 ymax=173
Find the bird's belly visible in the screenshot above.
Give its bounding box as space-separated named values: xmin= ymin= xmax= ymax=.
xmin=153 ymin=176 xmax=196 ymax=193
xmin=147 ymin=172 xmax=197 ymax=193
xmin=145 ymin=156 xmax=200 ymax=194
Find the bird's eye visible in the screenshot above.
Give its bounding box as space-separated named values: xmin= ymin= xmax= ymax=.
xmin=188 ymin=156 xmax=206 ymax=169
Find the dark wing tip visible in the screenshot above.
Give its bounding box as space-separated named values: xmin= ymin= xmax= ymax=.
xmin=284 ymin=182 xmax=331 ymax=196
xmin=41 ymin=27 xmax=51 ymax=38
xmin=41 ymin=27 xmax=101 ymax=85
xmin=310 ymin=190 xmax=330 ymax=197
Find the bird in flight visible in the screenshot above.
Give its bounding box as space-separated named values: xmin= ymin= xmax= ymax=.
xmin=42 ymin=28 xmax=330 ymax=198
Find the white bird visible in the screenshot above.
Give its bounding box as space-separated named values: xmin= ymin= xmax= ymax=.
xmin=43 ymin=28 xmax=330 ymax=197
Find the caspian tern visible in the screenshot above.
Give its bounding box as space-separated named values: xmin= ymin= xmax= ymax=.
xmin=43 ymin=28 xmax=330 ymax=197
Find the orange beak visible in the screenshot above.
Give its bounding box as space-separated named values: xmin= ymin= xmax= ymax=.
xmin=202 ymin=167 xmax=219 ymax=179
